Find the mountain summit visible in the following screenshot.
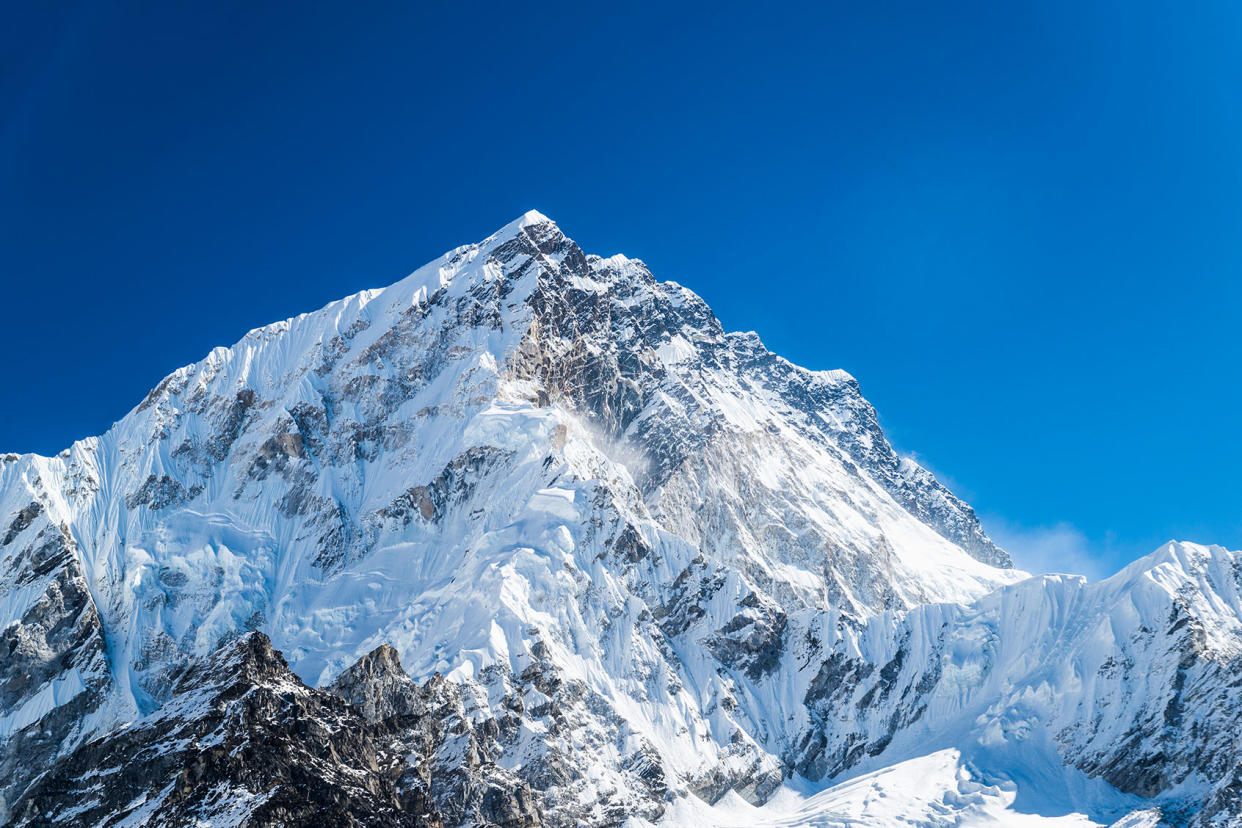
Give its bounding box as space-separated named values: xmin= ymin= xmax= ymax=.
xmin=2 ymin=215 xmax=1239 ymax=825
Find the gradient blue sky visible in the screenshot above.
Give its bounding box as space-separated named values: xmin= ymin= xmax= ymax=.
xmin=3 ymin=2 xmax=1239 ymax=576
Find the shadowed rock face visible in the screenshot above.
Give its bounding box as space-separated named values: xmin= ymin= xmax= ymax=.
xmin=11 ymin=635 xmax=548 ymax=828
xmin=0 ymin=506 xmax=117 ymax=820
xmin=13 ymin=634 xmax=440 ymax=828
xmin=504 ymin=220 xmax=1012 ymax=578
xmin=329 ymin=645 xmax=543 ymax=828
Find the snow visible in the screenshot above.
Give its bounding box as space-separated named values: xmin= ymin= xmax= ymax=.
xmin=656 ymin=335 xmax=696 ymax=365
xmin=647 ymin=750 xmax=1110 ymax=827
xmin=2 ymin=211 xmax=1239 ymax=825
xmin=0 ymin=670 xmax=87 ymax=735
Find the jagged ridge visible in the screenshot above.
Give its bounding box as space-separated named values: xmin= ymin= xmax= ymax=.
xmin=0 ymin=213 xmax=1238 ymax=826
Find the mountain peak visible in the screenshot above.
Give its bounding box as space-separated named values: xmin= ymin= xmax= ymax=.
xmin=15 ymin=215 xmax=1238 ymax=825
xmin=491 ymin=208 xmax=558 ymax=241
xmin=518 ymin=207 xmax=554 ymax=226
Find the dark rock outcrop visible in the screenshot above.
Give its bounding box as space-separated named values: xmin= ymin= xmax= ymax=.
xmin=328 ymin=644 xmax=543 ymax=828
xmin=13 ymin=634 xmax=441 ymax=827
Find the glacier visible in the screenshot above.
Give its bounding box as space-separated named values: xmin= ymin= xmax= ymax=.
xmin=1 ymin=211 xmax=1240 ymax=826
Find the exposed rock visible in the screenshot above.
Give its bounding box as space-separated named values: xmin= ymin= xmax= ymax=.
xmin=13 ymin=633 xmax=441 ymax=827
xmin=124 ymin=473 xmax=201 ymax=511
xmin=0 ymin=520 xmax=116 ymax=821
xmin=328 ymin=645 xmax=542 ymax=827
xmin=1 ymin=501 xmax=42 ymax=545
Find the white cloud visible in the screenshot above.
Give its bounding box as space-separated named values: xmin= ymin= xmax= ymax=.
xmin=983 ymin=517 xmax=1112 ymax=581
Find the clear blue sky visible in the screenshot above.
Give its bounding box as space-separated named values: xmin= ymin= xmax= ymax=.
xmin=3 ymin=2 xmax=1239 ymax=576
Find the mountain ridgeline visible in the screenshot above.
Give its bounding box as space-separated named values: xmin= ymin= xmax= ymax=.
xmin=1 ymin=213 xmax=1239 ymax=826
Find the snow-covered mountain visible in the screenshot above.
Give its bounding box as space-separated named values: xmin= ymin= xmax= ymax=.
xmin=2 ymin=212 xmax=1239 ymax=826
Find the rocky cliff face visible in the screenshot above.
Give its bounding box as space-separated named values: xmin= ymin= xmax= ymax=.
xmin=0 ymin=213 xmax=1238 ymax=826
xmin=328 ymin=644 xmax=542 ymax=828
xmin=13 ymin=632 xmax=437 ymax=826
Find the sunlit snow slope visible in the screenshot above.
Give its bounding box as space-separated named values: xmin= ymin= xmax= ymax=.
xmin=2 ymin=213 xmax=1240 ymax=826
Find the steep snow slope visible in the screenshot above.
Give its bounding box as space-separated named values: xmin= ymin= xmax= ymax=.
xmin=647 ymin=541 xmax=1242 ymax=826
xmin=781 ymin=540 xmax=1242 ymax=825
xmin=2 ymin=213 xmax=1240 ymax=826
xmin=656 ymin=749 xmax=1146 ymax=827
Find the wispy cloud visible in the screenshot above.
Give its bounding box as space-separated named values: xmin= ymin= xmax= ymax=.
xmin=982 ymin=517 xmax=1113 ymax=581
xmin=899 ymin=450 xmax=1128 ymax=581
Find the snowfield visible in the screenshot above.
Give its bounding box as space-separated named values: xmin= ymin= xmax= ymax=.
xmin=650 ymin=749 xmax=1147 ymax=827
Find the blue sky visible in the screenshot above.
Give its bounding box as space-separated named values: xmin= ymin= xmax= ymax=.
xmin=3 ymin=2 xmax=1239 ymax=576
